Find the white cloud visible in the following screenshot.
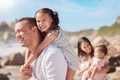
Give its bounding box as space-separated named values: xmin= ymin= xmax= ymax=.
xmin=0 ymin=0 xmax=15 ymax=15
xmin=86 ymin=0 xmax=120 ymax=18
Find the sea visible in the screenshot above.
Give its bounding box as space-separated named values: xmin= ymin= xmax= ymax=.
xmin=0 ymin=42 xmax=26 ymax=58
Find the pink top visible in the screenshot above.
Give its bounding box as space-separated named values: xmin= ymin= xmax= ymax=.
xmin=90 ymin=56 xmax=109 ymax=80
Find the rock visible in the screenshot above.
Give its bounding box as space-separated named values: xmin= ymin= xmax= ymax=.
xmin=107 ymin=55 xmax=120 ymax=74
xmin=109 ymin=55 xmax=120 ymax=67
xmin=92 ymin=36 xmax=110 ymax=46
xmin=0 ymin=73 xmax=9 ymax=80
xmin=107 ymin=66 xmax=116 ymax=73
xmin=0 ymin=52 xmax=25 ymax=66
xmin=107 ymin=45 xmax=117 ymax=56
xmin=0 ymin=65 xmax=2 ymax=68
xmin=0 ymin=57 xmax=3 ymax=68
xmin=107 ymin=35 xmax=120 ymax=53
xmin=0 ymin=21 xmax=9 ymax=31
xmin=92 ymin=36 xmax=117 ymax=56
xmin=0 ymin=66 xmax=21 ymax=80
xmin=0 ymin=56 xmax=10 ymax=67
xmin=3 ymin=31 xmax=9 ymax=42
xmin=107 ymin=67 xmax=120 ymax=80
xmin=9 ymin=52 xmax=25 ymax=65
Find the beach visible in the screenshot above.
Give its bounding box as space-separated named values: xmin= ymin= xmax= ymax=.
xmin=0 ymin=42 xmax=26 ymax=58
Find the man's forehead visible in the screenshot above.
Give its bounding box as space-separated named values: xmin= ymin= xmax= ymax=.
xmin=15 ymin=23 xmax=26 ymax=32
xmin=16 ymin=20 xmax=27 ymax=25
xmin=15 ymin=21 xmax=29 ymax=28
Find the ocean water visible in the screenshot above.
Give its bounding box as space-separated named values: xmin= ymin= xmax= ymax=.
xmin=0 ymin=42 xmax=26 ymax=57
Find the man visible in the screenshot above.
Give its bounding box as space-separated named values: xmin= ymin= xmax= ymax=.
xmin=15 ymin=17 xmax=67 ymax=80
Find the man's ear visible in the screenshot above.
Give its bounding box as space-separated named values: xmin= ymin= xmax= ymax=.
xmin=32 ymin=26 xmax=38 ymax=32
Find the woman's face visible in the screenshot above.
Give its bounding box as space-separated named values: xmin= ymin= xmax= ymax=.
xmin=80 ymin=41 xmax=92 ymax=54
xmin=36 ymin=13 xmax=53 ymax=33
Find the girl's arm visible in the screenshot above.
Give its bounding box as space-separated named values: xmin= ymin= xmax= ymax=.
xmin=23 ymin=31 xmax=59 ymax=68
xmin=21 ymin=49 xmax=31 ymax=72
xmin=25 ymin=49 xmax=31 ymax=62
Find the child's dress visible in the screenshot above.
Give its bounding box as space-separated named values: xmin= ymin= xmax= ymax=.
xmin=51 ymin=29 xmax=79 ymax=71
xmin=75 ymin=56 xmax=91 ymax=80
xmin=80 ymin=60 xmax=90 ymax=80
xmin=90 ymin=56 xmax=109 ymax=80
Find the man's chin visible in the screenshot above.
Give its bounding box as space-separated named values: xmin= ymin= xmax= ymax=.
xmin=20 ymin=43 xmax=26 ymax=47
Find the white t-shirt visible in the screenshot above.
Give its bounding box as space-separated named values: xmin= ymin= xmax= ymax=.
xmin=30 ymin=44 xmax=67 ymax=80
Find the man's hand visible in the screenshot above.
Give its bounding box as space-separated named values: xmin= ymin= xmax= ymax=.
xmin=20 ymin=65 xmax=32 ymax=80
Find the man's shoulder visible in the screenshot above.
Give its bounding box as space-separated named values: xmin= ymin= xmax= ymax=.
xmin=43 ymin=44 xmax=63 ymax=59
xmin=45 ymin=44 xmax=61 ymax=53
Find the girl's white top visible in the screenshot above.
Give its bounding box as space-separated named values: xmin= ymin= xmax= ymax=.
xmin=51 ymin=30 xmax=79 ymax=71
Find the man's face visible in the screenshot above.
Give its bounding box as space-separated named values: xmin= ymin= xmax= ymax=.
xmin=15 ymin=21 xmax=33 ymax=47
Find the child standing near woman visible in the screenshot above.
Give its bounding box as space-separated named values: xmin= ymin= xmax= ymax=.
xmin=75 ymin=37 xmax=94 ymax=80
xmin=22 ymin=8 xmax=79 ymax=80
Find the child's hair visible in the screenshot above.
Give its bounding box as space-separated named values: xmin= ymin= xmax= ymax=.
xmin=35 ymin=8 xmax=60 ymax=31
xmin=95 ymin=44 xmax=108 ymax=55
xmin=77 ymin=37 xmax=94 ymax=57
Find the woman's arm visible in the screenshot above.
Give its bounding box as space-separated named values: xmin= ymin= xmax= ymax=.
xmin=76 ymin=58 xmax=92 ymax=76
xmin=23 ymin=31 xmax=59 ymax=68
xmin=76 ymin=66 xmax=89 ymax=76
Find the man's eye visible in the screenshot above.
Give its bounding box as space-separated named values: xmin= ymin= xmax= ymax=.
xmin=43 ymin=20 xmax=46 ymax=21
xmin=19 ymin=30 xmax=24 ymax=32
xmin=36 ymin=21 xmax=40 ymax=23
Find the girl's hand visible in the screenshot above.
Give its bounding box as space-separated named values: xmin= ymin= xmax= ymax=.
xmin=20 ymin=65 xmax=26 ymax=72
xmin=20 ymin=65 xmax=32 ymax=80
xmin=25 ymin=49 xmax=31 ymax=62
xmin=23 ymin=63 xmax=32 ymax=70
xmin=23 ymin=63 xmax=29 ymax=69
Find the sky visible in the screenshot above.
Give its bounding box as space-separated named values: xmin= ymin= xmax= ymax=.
xmin=0 ymin=0 xmax=120 ymax=32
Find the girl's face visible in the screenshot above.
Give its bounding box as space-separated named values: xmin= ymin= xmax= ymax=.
xmin=36 ymin=13 xmax=53 ymax=33
xmin=94 ymin=47 xmax=105 ymax=59
xmin=80 ymin=41 xmax=92 ymax=54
